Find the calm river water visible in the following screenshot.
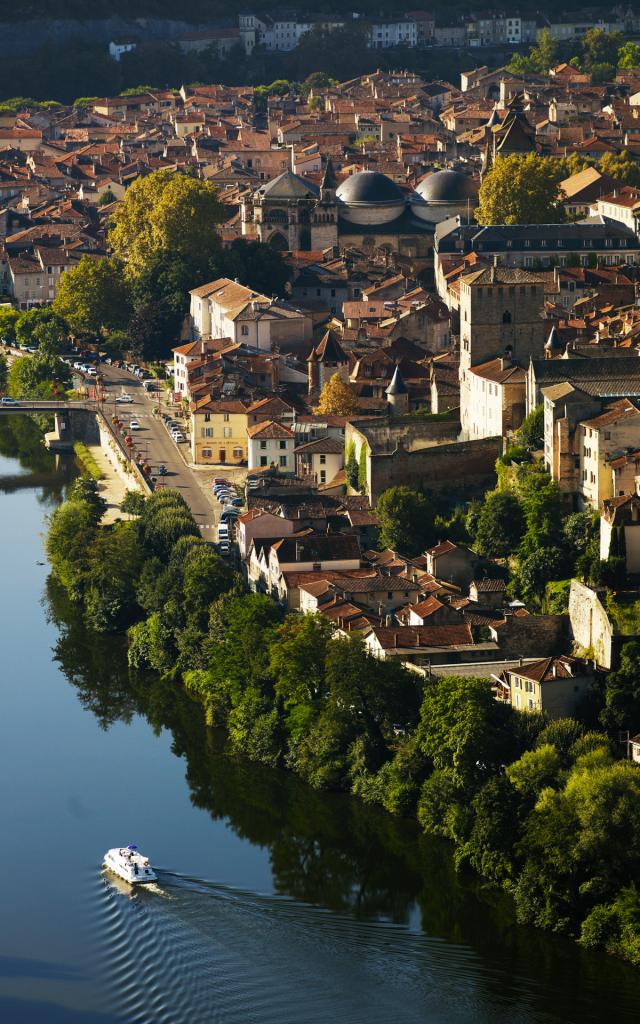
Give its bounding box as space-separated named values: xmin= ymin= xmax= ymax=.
xmin=0 ymin=415 xmax=639 ymax=1024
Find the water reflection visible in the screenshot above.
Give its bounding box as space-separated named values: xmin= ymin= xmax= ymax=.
xmin=0 ymin=414 xmax=75 ymax=502
xmin=42 ymin=582 xmax=640 ymax=1024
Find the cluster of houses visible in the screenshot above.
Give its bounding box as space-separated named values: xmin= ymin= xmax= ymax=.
xmin=3 ymin=61 xmax=640 ymax=749
xmin=107 ymin=8 xmax=640 ymax=61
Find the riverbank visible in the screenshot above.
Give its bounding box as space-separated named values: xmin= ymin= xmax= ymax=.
xmin=41 ymin=474 xmax=640 ymax=968
xmin=2 ymin=420 xmax=640 ymax=1022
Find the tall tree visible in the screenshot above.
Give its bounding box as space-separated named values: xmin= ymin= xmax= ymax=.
xmin=109 ymin=169 xmax=225 ymax=278
xmin=474 ymin=491 xmax=525 ymax=559
xmin=54 ymin=256 xmax=132 ymax=335
xmin=315 ymin=373 xmax=358 ymax=416
xmin=376 ymin=486 xmax=435 ymax=556
xmin=476 ymin=155 xmax=566 ymax=226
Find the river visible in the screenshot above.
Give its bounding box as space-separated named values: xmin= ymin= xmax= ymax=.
xmin=0 ymin=415 xmax=638 ymax=1024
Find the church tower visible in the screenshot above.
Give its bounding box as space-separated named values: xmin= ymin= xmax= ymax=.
xmin=311 ymin=158 xmax=339 ymax=250
xmin=386 ymin=365 xmax=409 ymax=418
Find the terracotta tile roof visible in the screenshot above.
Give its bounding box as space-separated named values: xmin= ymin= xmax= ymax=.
xmin=247 ymin=419 xmax=294 ymax=439
xmin=366 ymin=623 xmax=474 ymax=650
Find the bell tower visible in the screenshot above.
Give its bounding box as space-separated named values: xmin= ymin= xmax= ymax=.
xmin=311 ymin=158 xmax=339 ymax=250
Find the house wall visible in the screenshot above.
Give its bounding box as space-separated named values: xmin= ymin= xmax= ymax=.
xmin=191 ymin=410 xmax=248 ymax=465
xmin=509 ymin=671 xmax=593 ymax=718
xmin=248 ymin=437 xmax=295 ymax=472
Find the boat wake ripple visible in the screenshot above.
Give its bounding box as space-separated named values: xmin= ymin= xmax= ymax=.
xmin=91 ymin=869 xmax=600 ymax=1024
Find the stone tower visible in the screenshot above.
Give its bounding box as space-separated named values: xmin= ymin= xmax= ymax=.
xmin=310 ymin=158 xmax=339 ymax=251
xmin=386 ymin=365 xmax=409 ymax=417
xmin=459 ymin=265 xmax=546 ymax=438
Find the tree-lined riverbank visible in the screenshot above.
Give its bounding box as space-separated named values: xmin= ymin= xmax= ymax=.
xmin=44 ymin=478 xmax=640 ymax=967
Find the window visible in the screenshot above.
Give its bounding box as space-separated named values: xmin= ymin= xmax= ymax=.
xmin=204 ymin=412 xmax=210 ymax=422
xmin=241 ymin=325 xmax=249 ymax=336
xmin=260 ymin=455 xmax=268 ymax=466
xmin=319 ymin=454 xmax=326 ymax=464
xmin=202 ymin=447 xmax=212 ymax=458
xmin=201 ymin=427 xmax=213 ymax=438
xmin=224 ymin=427 xmax=231 ymax=438
xmin=320 ymin=470 xmax=326 ymax=483
xmin=502 ymin=310 xmax=512 ymax=324
xmin=279 ymin=440 xmax=287 ymax=450
xmin=233 ymin=447 xmax=243 ymax=458
xmin=223 ymin=412 xmax=230 ymax=422
xmin=279 ymin=455 xmax=287 ymax=467
xmin=260 ymin=440 xmax=267 ymax=450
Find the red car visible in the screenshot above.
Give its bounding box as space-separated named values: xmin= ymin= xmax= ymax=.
xmin=213 ymin=477 xmax=230 ymax=486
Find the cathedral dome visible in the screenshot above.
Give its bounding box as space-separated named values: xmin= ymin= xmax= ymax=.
xmin=336 ymin=170 xmax=406 ymax=225
xmin=415 ymin=169 xmax=478 ymax=204
xmin=411 ymin=170 xmax=479 ymax=224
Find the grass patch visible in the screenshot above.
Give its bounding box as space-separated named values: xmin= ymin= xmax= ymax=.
xmin=545 ymin=579 xmax=572 ymax=614
xmin=73 ymin=442 xmax=105 ymax=481
xmin=604 ymin=591 xmax=640 ymax=635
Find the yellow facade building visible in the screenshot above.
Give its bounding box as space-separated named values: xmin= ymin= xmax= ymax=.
xmin=190 ymin=397 xmax=249 ymax=465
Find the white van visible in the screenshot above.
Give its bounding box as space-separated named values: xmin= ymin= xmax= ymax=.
xmin=217 ymin=523 xmax=229 ymax=544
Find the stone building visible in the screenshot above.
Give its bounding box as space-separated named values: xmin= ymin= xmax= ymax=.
xmin=458 ymin=265 xmax=546 ymax=439
xmin=241 ymin=161 xmax=339 ymax=252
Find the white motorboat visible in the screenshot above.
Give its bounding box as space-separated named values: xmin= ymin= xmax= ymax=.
xmin=103 ymin=845 xmax=157 ymax=885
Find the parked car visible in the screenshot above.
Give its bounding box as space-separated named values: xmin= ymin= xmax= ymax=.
xmin=86 ymin=367 xmax=98 ymax=377
xmin=246 ymin=476 xmax=261 ymax=490
xmin=0 ymin=396 xmax=19 ymax=405
xmin=129 ymin=419 xmax=141 ymax=430
xmin=218 ymin=540 xmax=230 ymax=555
xmin=172 ymin=433 xmax=185 ymax=443
xmin=157 ymin=464 xmax=168 ymax=476
xmin=217 ymin=523 xmax=229 ymax=543
xmin=220 ymin=507 xmax=240 ymax=520
xmin=213 ymin=477 xmax=230 ymax=486
xmin=115 ymin=394 xmax=133 ymax=403
xmin=230 ymin=497 xmax=245 ymax=507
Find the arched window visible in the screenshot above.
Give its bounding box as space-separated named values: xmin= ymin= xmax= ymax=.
xmin=502 ymin=310 xmax=512 ymax=324
xmin=269 ymin=231 xmax=288 ymax=251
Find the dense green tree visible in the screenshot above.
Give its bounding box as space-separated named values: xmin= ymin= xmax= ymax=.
xmin=461 ymin=776 xmax=522 ymax=882
xmin=120 ymin=489 xmax=146 ymax=516
xmin=517 ymin=405 xmax=544 ymax=450
xmin=220 ymin=238 xmax=292 ymax=298
xmin=599 ymin=150 xmax=640 ymax=188
xmin=376 ymin=486 xmax=435 ymax=556
xmin=618 ymin=42 xmax=640 ymax=69
xmin=0 ymin=307 xmax=19 ymax=343
xmin=7 ymin=353 xmax=71 ymax=399
xmin=46 ymin=499 xmax=97 ymax=599
xmin=127 ymin=300 xmax=181 ymax=363
xmin=506 ymin=29 xmax=558 ymax=75
xmin=68 ymin=476 xmax=107 ymax=525
xmin=476 ymin=154 xmax=566 ymax=226
xmin=589 ymin=63 xmax=616 ymax=84
xmin=15 ymin=308 xmax=68 ymax=352
xmin=513 ymin=546 xmax=569 ymax=604
xmin=270 ymin=613 xmax=333 ymax=707
xmin=474 ymin=491 xmax=525 ymax=559
xmin=417 ymin=675 xmax=517 ymax=792
xmin=85 ymin=521 xmax=143 ymax=631
xmin=506 ymin=744 xmax=563 ymax=800
xmin=581 ymin=28 xmax=624 ymax=70
xmin=600 ymin=641 xmax=640 ymax=732
xmin=53 ymin=256 xmax=132 ymax=335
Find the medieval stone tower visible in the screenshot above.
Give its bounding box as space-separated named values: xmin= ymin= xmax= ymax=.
xmin=459 ymin=265 xmax=546 ymax=437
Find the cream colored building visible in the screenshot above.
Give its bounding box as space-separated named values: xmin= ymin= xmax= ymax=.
xmin=502 ymin=656 xmax=594 ymax=719
xmin=466 ymin=357 xmax=526 ymax=439
xmin=247 ymin=420 xmax=295 ymax=472
xmin=190 ymin=396 xmax=249 ymax=465
xmin=578 ymin=399 xmax=640 ymax=508
xmin=189 ymin=277 xmax=312 ymax=353
xmin=294 ymin=436 xmax=344 ymax=486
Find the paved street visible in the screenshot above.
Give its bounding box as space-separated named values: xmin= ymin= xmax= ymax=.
xmin=100 ymin=365 xmax=227 ymax=538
